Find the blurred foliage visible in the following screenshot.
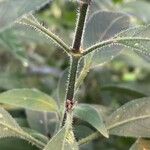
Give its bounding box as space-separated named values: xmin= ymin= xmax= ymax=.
xmin=0 ymin=0 xmax=150 ymax=150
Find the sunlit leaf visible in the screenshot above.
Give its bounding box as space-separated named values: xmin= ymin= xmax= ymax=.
xmin=0 ymin=0 xmax=51 ymax=31
xmin=106 ymin=97 xmax=150 ymax=138
xmin=0 ymin=89 xmax=58 ymax=112
xmin=130 ymin=138 xmax=150 ymax=150
xmin=74 ymin=104 xmax=109 ymax=138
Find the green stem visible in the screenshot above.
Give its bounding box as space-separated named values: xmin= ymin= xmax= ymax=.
xmin=72 ymin=2 xmax=89 ymax=53
xmin=82 ymin=37 xmax=150 ymax=56
xmin=82 ymin=39 xmax=114 ymax=56
xmin=78 ymin=132 xmax=100 ymax=145
xmin=23 ymin=132 xmax=46 ymax=149
xmin=66 ymin=0 xmax=89 ymax=102
xmin=61 ymin=0 xmax=90 ymax=126
xmin=19 ymin=17 xmax=71 ymax=55
xmin=75 ymin=60 xmax=92 ymax=90
xmin=60 ymin=56 xmax=80 ymax=127
xmin=66 ymin=56 xmax=80 ymax=101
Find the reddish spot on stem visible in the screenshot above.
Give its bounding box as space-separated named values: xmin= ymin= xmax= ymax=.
xmin=65 ymin=99 xmax=77 ymax=112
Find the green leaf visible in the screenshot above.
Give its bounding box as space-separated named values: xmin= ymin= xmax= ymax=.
xmin=0 ymin=29 xmax=28 ymax=64
xmin=77 ymin=11 xmax=130 ymax=91
xmin=114 ymin=25 xmax=150 ymax=61
xmin=92 ymin=0 xmax=113 ymax=12
xmin=84 ymin=25 xmax=150 ymax=64
xmin=106 ymin=97 xmax=150 ymax=138
xmin=74 ymin=125 xmax=94 ymax=141
xmin=0 ymin=89 xmax=58 ymax=112
xmin=74 ymin=104 xmax=109 ymax=138
xmin=15 ymin=118 xmax=29 ymax=127
xmin=101 ymin=83 xmax=150 ymax=97
xmin=0 ymin=0 xmax=50 ymax=31
xmin=19 ymin=15 xmax=70 ymax=54
xmin=83 ymin=11 xmax=130 ymax=67
xmin=44 ymin=127 xmax=79 ymax=150
xmin=26 ymin=110 xmax=58 ymax=136
xmin=23 ymin=128 xmax=49 ymax=144
xmin=0 ymin=107 xmax=25 ymax=139
xmin=0 ymin=107 xmax=45 ymax=149
xmin=90 ymin=104 xmax=112 ymax=118
xmin=75 ymin=61 xmax=91 ymax=90
xmin=44 ymin=128 xmax=65 ymax=150
xmin=57 ymin=69 xmax=69 ymax=105
xmin=116 ymin=50 xmax=150 ymax=70
xmin=130 ymin=138 xmax=150 ymax=150
xmin=121 ymin=1 xmax=150 ymax=23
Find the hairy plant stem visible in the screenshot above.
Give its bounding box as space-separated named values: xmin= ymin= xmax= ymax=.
xmin=66 ymin=56 xmax=80 ymax=101
xmin=60 ymin=56 xmax=80 ymax=126
xmin=19 ymin=17 xmax=71 ymax=55
xmin=65 ymin=1 xmax=89 ymax=107
xmin=72 ymin=2 xmax=89 ymax=53
xmin=82 ymin=37 xmax=150 ymax=56
xmin=78 ymin=132 xmax=100 ymax=145
xmin=61 ymin=1 xmax=90 ymax=126
xmin=75 ymin=60 xmax=92 ymax=90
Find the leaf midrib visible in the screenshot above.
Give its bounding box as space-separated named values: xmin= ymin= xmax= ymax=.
xmin=107 ymin=114 xmax=150 ymax=130
xmin=83 ymin=37 xmax=150 ymax=56
xmin=99 ymin=15 xmax=126 ymax=41
xmin=0 ymin=121 xmax=45 ymax=148
xmin=0 ymin=95 xmax=57 ymax=110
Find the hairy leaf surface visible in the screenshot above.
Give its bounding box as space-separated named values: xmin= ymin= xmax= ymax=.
xmin=106 ymin=97 xmax=150 ymax=138
xmin=0 ymin=107 xmax=45 ymax=149
xmin=0 ymin=89 xmax=58 ymax=112
xmin=74 ymin=104 xmax=108 ymax=138
xmin=83 ymin=11 xmax=130 ymax=67
xmin=57 ymin=69 xmax=69 ymax=104
xmin=113 ymin=25 xmax=150 ymax=61
xmin=0 ymin=0 xmax=51 ymax=31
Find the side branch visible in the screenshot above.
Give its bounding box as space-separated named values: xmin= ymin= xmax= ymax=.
xmin=82 ymin=37 xmax=150 ymax=56
xmin=78 ymin=132 xmax=100 ymax=145
xmin=19 ymin=17 xmax=71 ymax=55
